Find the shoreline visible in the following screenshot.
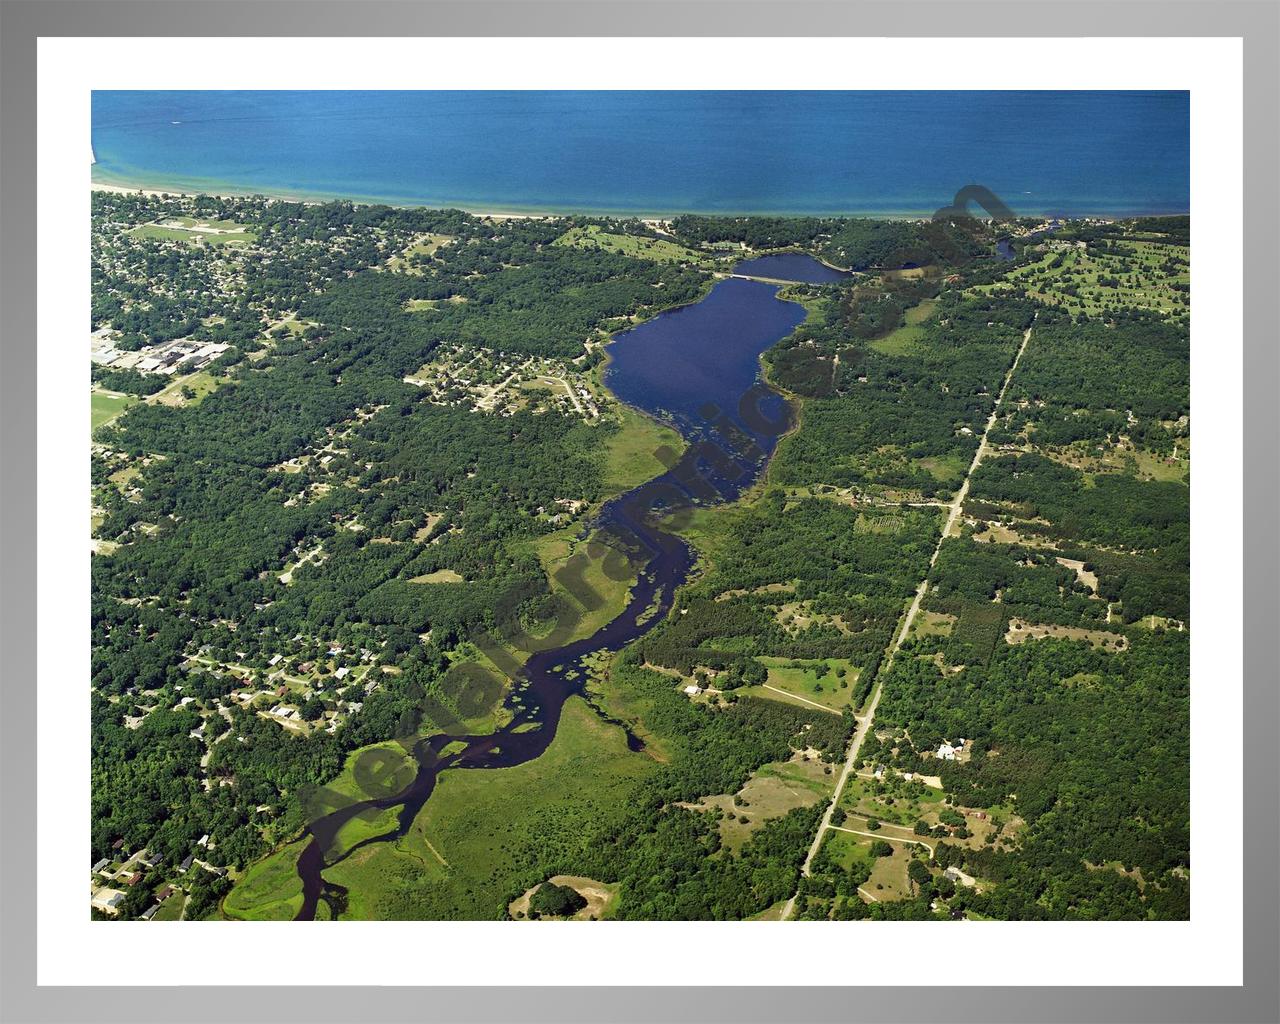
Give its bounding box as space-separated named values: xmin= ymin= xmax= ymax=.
xmin=90 ymin=180 xmax=553 ymax=222
xmin=90 ymin=175 xmax=1188 ymax=224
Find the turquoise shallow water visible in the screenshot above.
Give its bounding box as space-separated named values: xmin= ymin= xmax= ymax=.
xmin=92 ymin=91 xmax=1188 ymax=217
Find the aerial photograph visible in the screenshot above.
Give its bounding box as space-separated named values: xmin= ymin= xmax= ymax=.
xmin=88 ymin=90 xmax=1190 ymax=923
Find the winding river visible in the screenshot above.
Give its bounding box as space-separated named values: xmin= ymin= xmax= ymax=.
xmin=291 ymin=258 xmax=843 ymax=919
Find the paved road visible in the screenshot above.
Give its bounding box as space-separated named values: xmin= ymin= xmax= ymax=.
xmin=780 ymin=323 xmax=1034 ymax=920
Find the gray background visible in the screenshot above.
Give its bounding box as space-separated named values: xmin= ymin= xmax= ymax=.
xmin=1 ymin=2 xmax=1276 ymax=1022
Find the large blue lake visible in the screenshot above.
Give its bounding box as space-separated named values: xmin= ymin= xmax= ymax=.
xmin=92 ymin=91 xmax=1188 ymax=217
xmin=605 ymin=278 xmax=805 ymax=450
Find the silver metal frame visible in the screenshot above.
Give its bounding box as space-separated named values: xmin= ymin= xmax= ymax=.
xmin=1 ymin=2 xmax=1275 ymax=1021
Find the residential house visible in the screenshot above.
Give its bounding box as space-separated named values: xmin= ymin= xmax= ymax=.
xmin=91 ymin=888 xmax=126 ymax=914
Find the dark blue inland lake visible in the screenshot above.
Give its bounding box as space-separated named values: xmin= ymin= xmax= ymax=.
xmin=733 ymin=252 xmax=852 ymax=283
xmin=292 ymin=272 xmax=823 ymax=919
xmin=606 ymin=277 xmax=807 ymax=442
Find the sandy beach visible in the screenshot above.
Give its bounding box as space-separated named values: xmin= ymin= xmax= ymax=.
xmin=91 ymin=180 xmax=557 ymax=221
xmin=90 ymin=178 xmax=964 ymax=223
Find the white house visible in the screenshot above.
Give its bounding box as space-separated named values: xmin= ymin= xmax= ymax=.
xmin=683 ymin=685 xmax=701 ymax=696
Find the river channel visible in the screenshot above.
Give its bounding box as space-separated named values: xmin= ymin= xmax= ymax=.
xmin=292 ymin=257 xmax=842 ymax=919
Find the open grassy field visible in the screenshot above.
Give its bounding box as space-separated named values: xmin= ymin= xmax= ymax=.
xmin=330 ymin=805 xmax=401 ymax=861
xmin=555 ymin=225 xmax=708 ymax=265
xmin=821 ymin=827 xmax=920 ymax=902
xmin=151 ymin=893 xmax=186 ymax=921
xmin=869 ymin=323 xmax=927 ymax=356
xmin=107 ymin=462 xmax=142 ymax=491
xmin=149 ymin=370 xmax=222 ymax=408
xmin=748 ymin=656 xmax=858 ymax=712
xmin=868 ymin=296 xmax=939 ymax=355
xmin=318 ymin=840 xmax=442 ymax=922
xmin=387 ymin=233 xmax=454 ymax=272
xmin=91 ymin=389 xmax=137 ymax=432
xmin=129 ymin=221 xmax=256 ymax=245
xmin=821 ymin=826 xmax=878 ymax=873
xmin=166 ymin=215 xmax=247 ymax=231
xmin=1004 ymin=618 xmax=1128 ymax=652
xmin=433 ymin=648 xmax=513 ymax=733
xmin=669 ymin=502 xmax=743 ymax=575
xmin=528 ymin=526 xmax=638 ymax=646
xmin=910 ymin=609 xmax=957 ymax=640
xmin=915 ymin=452 xmax=967 ymax=483
xmin=221 ymin=840 xmax=306 ymax=921
xmin=1043 ymin=438 xmax=1189 ymax=486
xmin=839 ymin=775 xmax=947 ymax=829
xmin=408 ymin=568 xmax=465 ymax=584
xmin=600 ymin=402 xmax=686 ymax=498
xmin=684 ymin=755 xmax=833 ymax=852
xmin=324 ymin=740 xmax=419 ymax=805
xmin=322 ymin=696 xmax=655 ymax=919
xmin=404 ymin=296 xmax=468 ymax=312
